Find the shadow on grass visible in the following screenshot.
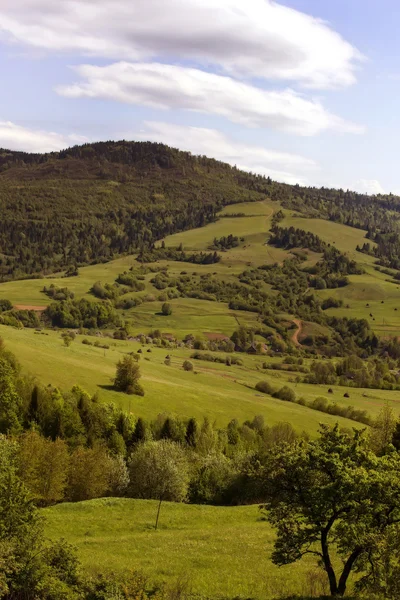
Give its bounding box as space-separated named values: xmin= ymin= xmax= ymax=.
xmin=97 ymin=384 xmax=116 ymax=392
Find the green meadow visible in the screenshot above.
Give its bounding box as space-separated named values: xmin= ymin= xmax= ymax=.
xmin=1 ymin=324 xmax=399 ymax=432
xmin=43 ymin=498 xmax=327 ymax=599
xmin=1 ymin=200 xmax=400 ymax=434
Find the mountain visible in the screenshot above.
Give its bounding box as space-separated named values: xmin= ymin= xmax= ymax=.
xmin=0 ymin=140 xmax=400 ymax=280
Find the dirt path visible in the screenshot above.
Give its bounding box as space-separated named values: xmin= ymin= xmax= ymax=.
xmin=291 ymin=319 xmax=302 ymax=346
xmin=14 ymin=304 xmax=46 ymax=312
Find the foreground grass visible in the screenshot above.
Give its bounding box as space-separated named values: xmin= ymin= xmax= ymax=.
xmin=43 ymin=498 xmax=320 ymax=599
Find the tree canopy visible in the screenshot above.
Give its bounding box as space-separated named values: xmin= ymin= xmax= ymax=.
xmin=261 ymin=425 xmax=400 ymax=597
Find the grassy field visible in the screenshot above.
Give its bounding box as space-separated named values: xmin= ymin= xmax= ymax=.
xmin=43 ymin=498 xmax=327 ymax=599
xmin=282 ymin=214 xmax=377 ymax=263
xmin=1 ymin=325 xmax=399 ymax=432
xmin=0 ymin=199 xmax=287 ymax=307
xmin=126 ymin=297 xmax=259 ymax=338
xmin=1 ymin=200 xmax=400 ymax=433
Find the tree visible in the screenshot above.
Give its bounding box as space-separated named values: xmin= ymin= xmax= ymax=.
xmin=67 ymin=445 xmax=115 ymax=501
xmin=161 ymin=302 xmax=172 ymax=316
xmin=0 ymin=436 xmax=80 ymax=597
xmin=261 ymin=425 xmax=400 ymax=597
xmin=185 ymin=418 xmax=198 ymax=447
xmin=130 ymin=417 xmax=148 ymax=445
xmin=0 ymin=357 xmax=22 ymax=434
xmin=369 ymin=401 xmax=397 ymax=454
xmin=62 ymin=333 xmax=74 ymax=347
xmin=114 ymin=355 xmax=144 ymax=396
xmin=127 ymin=439 xmax=189 ymax=529
xmin=392 ymin=420 xmax=400 ymax=450
xmin=18 ymin=431 xmax=69 ymax=504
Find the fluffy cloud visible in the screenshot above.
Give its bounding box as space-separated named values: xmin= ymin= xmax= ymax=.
xmin=0 ymin=0 xmax=362 ymax=88
xmin=131 ymin=121 xmax=317 ymax=185
xmin=353 ymin=179 xmax=385 ymax=195
xmin=57 ymin=63 xmax=364 ymax=136
xmin=0 ymin=121 xmax=87 ymax=153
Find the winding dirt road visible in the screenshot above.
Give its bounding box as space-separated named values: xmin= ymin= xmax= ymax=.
xmin=291 ymin=319 xmax=303 ymax=346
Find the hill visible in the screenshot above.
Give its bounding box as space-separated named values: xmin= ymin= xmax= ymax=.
xmin=43 ymin=498 xmax=322 ymax=599
xmin=1 ymin=140 xmax=400 ymax=431
xmin=1 ymin=140 xmax=400 ymax=282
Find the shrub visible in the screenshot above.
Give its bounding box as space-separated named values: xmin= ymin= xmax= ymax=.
xmin=311 ymin=396 xmax=329 ymax=412
xmin=255 ymin=381 xmax=275 ymax=395
xmin=114 ymin=355 xmax=144 ymax=396
xmin=161 ymin=302 xmax=172 ymax=316
xmin=0 ymin=299 xmax=13 ymax=312
xmin=274 ymin=386 xmax=296 ymax=402
xmin=183 ymin=360 xmax=194 ymax=372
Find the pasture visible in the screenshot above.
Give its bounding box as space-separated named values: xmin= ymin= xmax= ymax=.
xmin=43 ymin=498 xmax=327 ymax=600
xmin=1 ymin=325 xmax=399 ymax=433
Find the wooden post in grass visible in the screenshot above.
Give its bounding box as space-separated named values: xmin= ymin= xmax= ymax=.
xmin=155 ymin=494 xmax=164 ymax=530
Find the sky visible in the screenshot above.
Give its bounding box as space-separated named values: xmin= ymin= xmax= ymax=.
xmin=0 ymin=0 xmax=399 ymax=193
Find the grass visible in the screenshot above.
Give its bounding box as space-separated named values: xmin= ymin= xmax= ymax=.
xmin=0 ymin=199 xmax=286 ymax=307
xmin=1 ymin=200 xmax=400 ymax=432
xmin=1 ymin=325 xmax=399 ymax=432
xmin=43 ymin=498 xmax=320 ymax=599
xmin=162 ymin=200 xmax=289 ymax=274
xmin=126 ymin=297 xmax=259 ymax=339
xmin=282 ymin=214 xmax=377 ymax=263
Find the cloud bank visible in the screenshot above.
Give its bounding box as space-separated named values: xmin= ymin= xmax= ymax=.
xmin=57 ymin=63 xmax=364 ymax=136
xmin=0 ymin=0 xmax=362 ymax=89
xmin=0 ymin=121 xmax=87 ymax=153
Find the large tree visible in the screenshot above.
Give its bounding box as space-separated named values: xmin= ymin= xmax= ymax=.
xmin=261 ymin=425 xmax=400 ymax=597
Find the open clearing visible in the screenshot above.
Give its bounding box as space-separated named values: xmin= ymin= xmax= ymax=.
xmin=43 ymin=498 xmax=326 ymax=600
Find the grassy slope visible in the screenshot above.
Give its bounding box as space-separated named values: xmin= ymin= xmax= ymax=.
xmin=2 ymin=325 xmax=399 ymax=431
xmin=43 ymin=498 xmax=320 ymax=599
xmin=283 ymin=213 xmax=400 ymax=336
xmin=0 ymin=200 xmax=286 ymax=307
xmin=1 ymin=200 xmax=400 ymax=430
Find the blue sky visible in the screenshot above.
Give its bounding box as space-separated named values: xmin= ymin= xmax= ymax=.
xmin=0 ymin=0 xmax=399 ymax=193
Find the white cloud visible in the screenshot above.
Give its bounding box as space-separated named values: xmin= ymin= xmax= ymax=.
xmin=353 ymin=179 xmax=385 ymax=195
xmin=0 ymin=0 xmax=363 ymax=89
xmin=130 ymin=120 xmax=317 ymax=185
xmin=57 ymin=63 xmax=364 ymax=137
xmin=0 ymin=121 xmax=87 ymax=153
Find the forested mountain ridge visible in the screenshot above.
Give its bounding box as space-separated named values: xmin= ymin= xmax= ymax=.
xmin=1 ymin=139 xmax=400 ymax=281
xmin=0 ymin=141 xmax=270 ymax=280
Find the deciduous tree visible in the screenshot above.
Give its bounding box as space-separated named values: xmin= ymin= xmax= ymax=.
xmin=261 ymin=425 xmax=400 ymax=597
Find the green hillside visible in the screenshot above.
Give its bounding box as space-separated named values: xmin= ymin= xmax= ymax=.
xmin=42 ymin=498 xmax=323 ymax=600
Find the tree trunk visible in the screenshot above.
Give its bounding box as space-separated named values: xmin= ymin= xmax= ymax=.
xmin=321 ymin=528 xmax=338 ymax=596
xmin=155 ymin=496 xmax=163 ymax=530
xmin=337 ymin=547 xmax=363 ymax=596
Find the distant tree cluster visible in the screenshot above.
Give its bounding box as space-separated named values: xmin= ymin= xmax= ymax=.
xmin=209 ymin=234 xmax=240 ymax=250
xmin=137 ymin=244 xmax=221 ymax=265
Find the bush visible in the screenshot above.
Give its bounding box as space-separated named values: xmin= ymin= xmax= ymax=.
xmin=0 ymin=299 xmax=13 ymax=312
xmin=161 ymin=302 xmax=172 ymax=316
xmin=255 ymin=381 xmax=275 ymax=395
xmin=311 ymin=396 xmax=329 ymax=412
xmin=114 ymin=355 xmax=144 ymax=395
xmin=183 ymin=360 xmax=194 ymax=372
xmin=274 ymin=386 xmax=296 ymax=402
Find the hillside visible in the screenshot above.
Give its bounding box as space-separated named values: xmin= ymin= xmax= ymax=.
xmin=43 ymin=498 xmax=322 ymax=599
xmin=1 ymin=140 xmax=400 ymax=282
xmin=2 ymin=141 xmax=400 ymax=600
xmin=1 ymin=142 xmax=400 ymax=434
